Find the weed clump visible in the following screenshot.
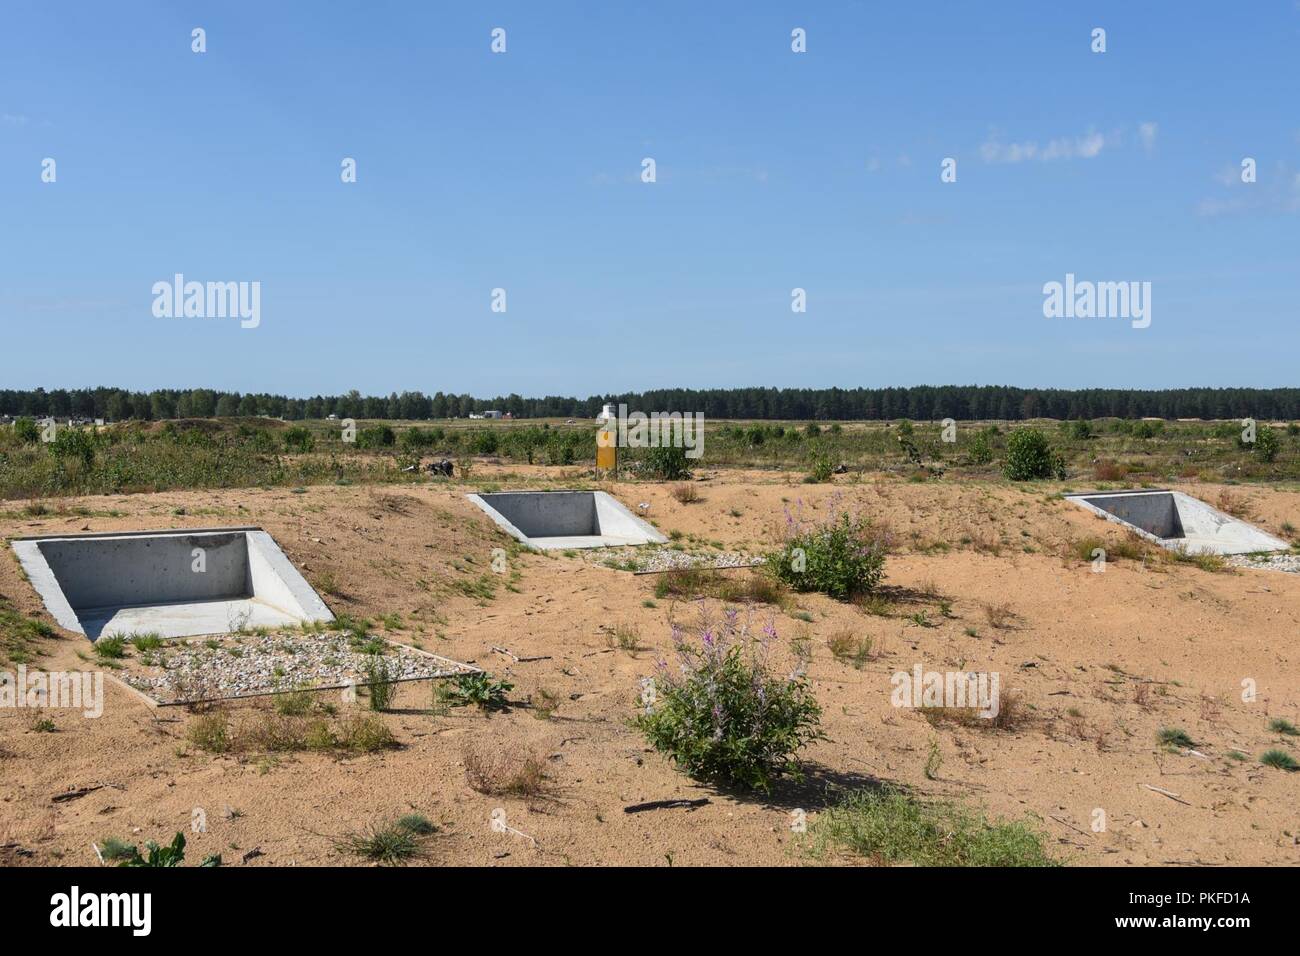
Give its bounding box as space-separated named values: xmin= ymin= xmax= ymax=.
xmin=637 ymin=608 xmax=822 ymax=793
xmin=767 ymin=498 xmax=888 ymax=600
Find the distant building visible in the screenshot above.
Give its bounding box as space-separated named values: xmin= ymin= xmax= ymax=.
xmin=483 ymin=410 xmax=503 ymax=419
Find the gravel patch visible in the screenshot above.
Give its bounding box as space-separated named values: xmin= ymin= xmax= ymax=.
xmin=583 ymin=545 xmax=764 ymax=573
xmin=119 ymin=630 xmax=477 ymax=704
xmin=1226 ymin=553 xmax=1300 ymax=574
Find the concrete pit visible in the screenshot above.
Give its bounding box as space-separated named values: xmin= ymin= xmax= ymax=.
xmin=10 ymin=527 xmax=334 ymax=641
xmin=1065 ymin=490 xmax=1289 ymax=556
xmin=466 ymin=490 xmax=667 ymax=550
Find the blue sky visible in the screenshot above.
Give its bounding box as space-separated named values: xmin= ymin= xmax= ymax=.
xmin=2 ymin=1 xmax=1298 ymax=397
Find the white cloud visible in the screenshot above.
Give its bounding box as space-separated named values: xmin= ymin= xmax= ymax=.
xmin=1138 ymin=121 xmax=1158 ymax=154
xmin=979 ymin=128 xmax=1115 ymax=163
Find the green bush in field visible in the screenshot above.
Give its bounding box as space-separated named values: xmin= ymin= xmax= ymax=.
xmin=767 ymin=504 xmax=888 ymax=600
xmin=967 ymin=428 xmax=994 ymax=465
xmin=13 ymin=418 xmax=40 ymax=443
xmin=640 ymin=444 xmax=693 ymax=480
xmin=1250 ymin=425 xmax=1281 ymax=463
xmin=282 ymin=426 xmax=315 ymax=453
xmin=1003 ymin=429 xmax=1065 ymax=480
xmin=470 ymin=429 xmax=499 ymax=455
xmin=637 ymin=614 xmax=822 ymax=793
xmin=356 ymin=425 xmax=395 ymax=449
xmin=50 ymin=428 xmax=96 ymax=466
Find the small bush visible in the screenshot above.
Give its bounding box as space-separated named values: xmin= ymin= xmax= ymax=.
xmin=767 ymin=503 xmax=888 ymax=601
xmin=805 ymin=452 xmax=835 ymax=483
xmin=274 ymin=687 xmax=316 ymax=717
xmin=50 ymin=428 xmax=96 ymax=466
xmin=670 ymin=483 xmax=700 ymax=504
xmin=97 ymin=836 xmax=139 ymax=862
xmin=463 ymin=744 xmax=552 ymax=797
xmin=983 ymin=602 xmax=1017 ymax=630
xmin=640 ymin=445 xmax=693 ymax=481
xmin=637 ymin=611 xmax=822 ymax=792
xmin=282 ymin=426 xmax=315 ymax=453
xmin=363 ymin=653 xmax=397 ymax=711
xmin=1157 ymin=726 xmax=1195 ymax=749
xmin=118 ymin=832 xmax=221 ymax=868
xmin=93 ymin=635 xmax=127 ymax=659
xmin=356 ymin=425 xmax=396 ymax=449
xmin=1003 ymin=429 xmax=1065 ymax=481
xmin=1259 ymin=749 xmax=1299 ymax=771
xmin=443 ymin=672 xmax=513 ymax=712
xmin=12 ymin=417 xmax=40 ymax=443
xmin=187 ymin=711 xmax=232 ymax=753
xmin=808 ymin=786 xmax=1057 ymax=866
xmin=1250 ymin=425 xmax=1281 ymax=463
xmin=967 ymin=429 xmax=994 ymax=465
xmin=1268 ymin=717 xmax=1299 ymax=737
xmin=336 ymin=714 xmax=396 ymax=753
xmin=338 ymin=819 xmax=428 ymax=865
xmin=128 ymin=633 xmax=164 ymax=652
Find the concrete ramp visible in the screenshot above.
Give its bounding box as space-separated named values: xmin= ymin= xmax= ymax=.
xmin=1065 ymin=490 xmax=1289 ymax=556
xmin=11 ymin=527 xmax=334 ymax=641
xmin=467 ymin=491 xmax=667 ymax=550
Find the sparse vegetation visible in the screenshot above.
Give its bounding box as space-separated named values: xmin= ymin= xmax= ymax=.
xmin=463 ymin=744 xmax=553 ymax=797
xmin=808 ymin=786 xmax=1057 ymax=867
xmin=1259 ymin=749 xmax=1299 ymax=771
xmin=1268 ymin=718 xmax=1299 ymax=737
xmin=442 ymin=672 xmax=513 ymax=713
xmin=1157 ymin=726 xmax=1196 ymax=750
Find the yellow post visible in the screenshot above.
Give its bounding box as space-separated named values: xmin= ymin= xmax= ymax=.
xmin=596 ymin=425 xmax=617 ymax=473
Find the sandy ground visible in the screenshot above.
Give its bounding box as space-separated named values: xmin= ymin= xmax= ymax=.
xmin=1 ymin=467 xmax=1297 ymax=867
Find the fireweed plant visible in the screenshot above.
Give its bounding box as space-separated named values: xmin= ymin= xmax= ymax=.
xmin=766 ymin=495 xmax=890 ymax=600
xmin=636 ymin=606 xmax=823 ymax=793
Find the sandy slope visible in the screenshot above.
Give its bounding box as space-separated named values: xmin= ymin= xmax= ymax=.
xmin=1 ymin=468 xmax=1296 ymax=866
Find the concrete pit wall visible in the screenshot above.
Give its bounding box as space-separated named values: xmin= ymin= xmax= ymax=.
xmin=1066 ymin=490 xmax=1289 ymax=556
xmin=1079 ymin=492 xmax=1183 ymax=539
xmin=10 ymin=527 xmax=334 ymax=641
xmin=467 ymin=490 xmax=667 ymax=550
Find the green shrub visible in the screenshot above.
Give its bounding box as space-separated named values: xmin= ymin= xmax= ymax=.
xmin=13 ymin=418 xmax=40 ymax=443
xmin=1259 ymin=749 xmax=1299 ymax=771
xmin=442 ymin=672 xmax=513 ymax=712
xmin=766 ymin=503 xmax=888 ymax=600
xmin=636 ymin=613 xmax=822 ymax=793
xmin=93 ymin=635 xmax=128 ymax=659
xmin=808 ymin=786 xmax=1057 ymax=866
xmin=336 ymin=819 xmax=428 ymax=865
xmin=118 ymin=832 xmax=221 ymax=867
xmin=640 ymin=444 xmax=693 ymax=481
xmin=1252 ymin=426 xmax=1281 ymax=463
xmin=50 ymin=428 xmax=96 ymax=466
xmin=1003 ymin=429 xmax=1065 ymax=480
xmin=967 ymin=429 xmax=994 ymax=465
xmin=363 ymin=653 xmax=397 ymax=711
xmin=282 ymin=426 xmax=315 ymax=453
xmin=470 ymin=429 xmax=499 ymax=455
xmin=805 ymin=451 xmax=835 ymax=483
xmin=356 ymin=425 xmax=395 ymax=449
